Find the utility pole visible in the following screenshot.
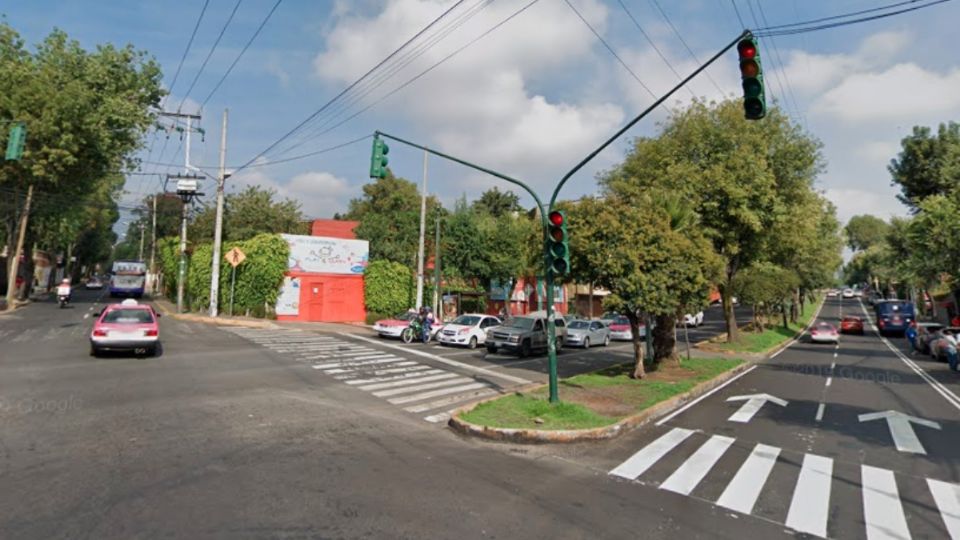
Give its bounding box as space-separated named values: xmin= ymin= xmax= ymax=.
xmin=149 ymin=192 xmax=157 ymax=292
xmin=415 ymin=150 xmax=428 ymax=309
xmin=138 ymin=222 xmax=145 ymax=261
xmin=209 ymin=109 xmax=228 ymax=317
xmin=5 ymin=184 xmax=33 ymax=307
xmin=434 ymin=214 xmax=441 ymax=321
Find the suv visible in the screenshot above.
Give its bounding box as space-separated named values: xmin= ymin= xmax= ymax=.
xmin=485 ymin=311 xmax=566 ymax=357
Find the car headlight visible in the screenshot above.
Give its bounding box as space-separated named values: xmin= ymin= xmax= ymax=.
xmin=509 ymin=335 xmax=520 ymax=343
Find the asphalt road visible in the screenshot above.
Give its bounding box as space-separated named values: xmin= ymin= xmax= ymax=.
xmin=0 ymin=289 xmax=782 ymax=540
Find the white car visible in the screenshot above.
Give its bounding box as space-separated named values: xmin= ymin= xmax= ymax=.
xmin=680 ymin=311 xmax=704 ymax=327
xmin=842 ymin=288 xmax=855 ymax=298
xmin=826 ymin=289 xmax=839 ymax=298
xmin=84 ymin=277 xmax=104 ymax=290
xmin=437 ymin=314 xmax=501 ymax=349
xmin=810 ymin=322 xmax=840 ymax=344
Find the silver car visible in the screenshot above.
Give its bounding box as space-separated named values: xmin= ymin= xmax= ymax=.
xmin=565 ymin=319 xmax=610 ymax=348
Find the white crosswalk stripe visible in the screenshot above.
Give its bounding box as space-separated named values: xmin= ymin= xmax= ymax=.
xmin=224 ymin=327 xmax=505 ymax=423
xmin=610 ymin=428 xmax=960 ymax=539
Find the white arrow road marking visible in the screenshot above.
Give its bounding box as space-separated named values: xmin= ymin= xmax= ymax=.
xmin=858 ymin=410 xmax=942 ymax=455
xmin=726 ymin=393 xmax=789 ymax=423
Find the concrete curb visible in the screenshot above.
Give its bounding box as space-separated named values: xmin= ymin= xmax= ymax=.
xmin=448 ymin=360 xmax=758 ymax=444
xmin=696 ymin=296 xmax=825 ymax=357
xmin=152 ymin=299 xmax=278 ymax=329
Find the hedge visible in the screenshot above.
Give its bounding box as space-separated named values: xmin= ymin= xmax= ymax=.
xmin=364 ymin=260 xmax=414 ymax=317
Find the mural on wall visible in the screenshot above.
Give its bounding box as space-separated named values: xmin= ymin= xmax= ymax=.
xmin=281 ymin=234 xmax=369 ymax=275
xmin=276 ymin=276 xmax=301 ymax=316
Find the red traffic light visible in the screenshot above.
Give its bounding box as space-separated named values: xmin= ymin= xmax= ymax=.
xmin=737 ymin=39 xmax=757 ymax=60
xmin=548 ymin=211 xmax=564 ymax=227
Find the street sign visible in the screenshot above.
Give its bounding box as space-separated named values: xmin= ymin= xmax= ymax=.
xmin=225 ymin=247 xmax=246 ymax=267
xmin=726 ymin=393 xmax=788 ymax=423
xmin=858 ymin=410 xmax=941 ymax=454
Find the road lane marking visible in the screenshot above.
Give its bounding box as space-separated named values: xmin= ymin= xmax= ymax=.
xmin=660 ymin=434 xmax=735 ymax=495
xmin=403 ymin=388 xmax=499 ymax=413
xmin=726 ymin=393 xmax=788 ymax=423
xmin=861 ymin=465 xmax=911 ymax=540
xmin=785 ymin=453 xmax=833 ymax=538
xmin=387 ymin=382 xmax=489 ymax=405
xmin=358 ymin=372 xmax=462 ymax=392
xmin=716 ymin=443 xmax=781 ymax=514
xmin=831 ymin=361 xmax=836 ymax=370
xmin=338 ymin=365 xmax=432 ymax=381
xmin=312 ymin=356 xmax=402 ymax=370
xmin=372 ymin=376 xmax=475 ymax=397
xmin=859 ymin=410 xmax=941 ymax=455
xmin=423 ymin=411 xmax=452 ymax=423
xmin=341 ymin=332 xmax=530 ymax=384
xmin=825 ymin=376 xmax=833 ymax=387
xmin=771 ymin=299 xmax=828 ymax=358
xmin=610 ymin=428 xmax=695 ymax=480
xmin=927 ymin=479 xmax=960 ymax=539
xmin=815 ymin=403 xmax=825 ymax=422
xmin=655 ymin=366 xmax=756 ymax=426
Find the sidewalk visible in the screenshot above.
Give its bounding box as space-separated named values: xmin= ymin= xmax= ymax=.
xmin=150 ymin=297 xmax=375 ymax=334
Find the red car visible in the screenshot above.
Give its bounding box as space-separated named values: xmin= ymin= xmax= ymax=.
xmin=90 ymin=299 xmax=161 ymax=357
xmin=840 ymin=316 xmax=864 ymax=335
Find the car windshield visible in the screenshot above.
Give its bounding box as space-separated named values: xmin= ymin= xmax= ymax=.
xmin=395 ymin=312 xmax=416 ymax=321
xmin=568 ymin=321 xmax=590 ymax=329
xmin=452 ymin=315 xmax=481 ymax=326
xmin=102 ymin=308 xmax=154 ymax=324
xmin=817 ymin=323 xmax=833 ymax=330
xmin=613 ymin=317 xmax=630 ymax=325
xmin=505 ymin=317 xmax=535 ymax=330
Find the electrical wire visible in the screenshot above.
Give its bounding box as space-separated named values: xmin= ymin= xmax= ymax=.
xmin=746 ymin=0 xmax=789 ymax=117
xmin=754 ymin=0 xmax=950 ymax=37
xmin=730 ymin=0 xmax=747 ymax=28
xmin=757 ymin=0 xmax=935 ymax=31
xmin=564 ymin=0 xmax=656 ymax=100
xmin=199 ymin=0 xmax=283 ymax=108
xmin=649 ymin=0 xmax=725 ymax=96
xmin=755 ymin=1 xmax=807 ymax=127
xmin=168 ymin=0 xmax=211 ymax=104
xmin=615 ymin=0 xmax=696 ymax=100
xmin=179 ymin=0 xmax=244 ymax=111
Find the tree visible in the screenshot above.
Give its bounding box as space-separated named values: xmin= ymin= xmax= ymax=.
xmin=734 ymin=262 xmax=800 ymax=330
xmin=601 ymin=100 xmax=824 ymax=343
xmin=471 ymin=187 xmax=521 ymax=218
xmin=845 ymin=214 xmax=890 ymax=252
xmin=190 ymin=185 xmax=308 ymax=242
xmin=889 ymin=122 xmax=960 ymax=209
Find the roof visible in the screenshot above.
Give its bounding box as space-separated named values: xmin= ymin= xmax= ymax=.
xmin=311 ymin=219 xmax=358 ymax=239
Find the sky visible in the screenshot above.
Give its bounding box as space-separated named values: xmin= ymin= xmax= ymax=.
xmin=4 ymin=0 xmax=960 ymax=239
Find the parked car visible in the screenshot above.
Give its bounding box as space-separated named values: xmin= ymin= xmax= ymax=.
xmin=373 ymin=311 xmax=418 ymax=339
xmin=842 ymin=288 xmax=855 ymax=299
xmin=485 ymin=312 xmax=566 ymax=357
xmin=89 ymin=299 xmax=161 ymax=357
xmin=929 ymin=327 xmax=960 ymax=362
xmin=680 ymin=311 xmax=704 ymax=327
xmin=437 ymin=314 xmax=500 ymax=349
xmin=599 ymin=312 xmax=620 ymax=324
xmin=916 ymin=322 xmax=945 ymax=354
xmin=839 ymin=316 xmax=864 ymax=335
xmin=608 ymin=316 xmax=648 ymax=341
xmin=565 ymin=319 xmax=610 ymax=348
xmin=874 ymin=300 xmax=915 ymax=335
xmin=84 ymin=276 xmax=104 ymax=290
xmin=810 ymin=321 xmax=839 ymax=343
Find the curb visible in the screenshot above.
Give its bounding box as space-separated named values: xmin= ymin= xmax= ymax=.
xmin=153 ymin=300 xmax=278 ymax=329
xmin=696 ymin=297 xmax=825 ymax=357
xmin=447 ymin=360 xmax=757 ymax=444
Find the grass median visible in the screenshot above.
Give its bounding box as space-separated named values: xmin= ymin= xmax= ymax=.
xmin=708 ymin=297 xmax=822 ymax=354
xmin=459 ymin=357 xmax=744 ymax=431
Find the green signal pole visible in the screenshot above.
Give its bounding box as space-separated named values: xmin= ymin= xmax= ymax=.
xmin=375 ymin=30 xmax=748 ymax=403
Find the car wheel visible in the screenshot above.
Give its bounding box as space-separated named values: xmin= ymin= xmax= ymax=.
xmin=555 ymin=338 xmax=563 ymax=353
xmin=519 ymin=340 xmax=531 ymax=358
xmin=89 ymin=346 xmax=99 ymax=357
xmin=486 ymin=344 xmax=497 ymax=354
xmin=604 ymin=334 xmax=610 ymax=347
xmin=468 ymin=336 xmax=477 ymax=349
xmin=583 ymin=337 xmax=590 ymax=349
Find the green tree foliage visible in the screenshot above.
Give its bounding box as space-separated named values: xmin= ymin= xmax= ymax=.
xmin=845 ymin=214 xmax=891 ymax=252
xmin=601 ymin=99 xmax=828 ymax=342
xmin=471 ymin=187 xmax=521 ymax=217
xmin=363 ymin=260 xmax=414 ymax=319
xmin=889 ymin=122 xmax=960 ymax=209
xmin=343 ymin=173 xmax=442 ymax=264
xmin=734 ymin=262 xmax=800 ymax=331
xmin=190 ymin=185 xmax=308 ymax=242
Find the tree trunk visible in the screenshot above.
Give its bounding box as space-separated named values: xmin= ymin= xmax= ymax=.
xmin=720 ymin=283 xmax=738 ymax=342
xmin=627 ymin=311 xmax=645 ymax=379
xmin=653 ymin=314 xmax=679 ymax=366
xmin=781 ymin=303 xmax=789 ymax=329
xmin=792 ymin=288 xmax=802 ymax=323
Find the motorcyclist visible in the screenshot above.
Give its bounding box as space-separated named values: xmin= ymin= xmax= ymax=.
xmin=56 ymin=278 xmax=71 ymax=306
xmin=419 ymin=306 xmax=434 ymax=343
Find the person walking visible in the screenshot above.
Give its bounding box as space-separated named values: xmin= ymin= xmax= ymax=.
xmin=905 ymin=321 xmax=918 ymax=354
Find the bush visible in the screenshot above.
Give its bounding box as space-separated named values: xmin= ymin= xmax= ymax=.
xmin=364 ymin=260 xmax=414 ymax=315
xmin=365 ymin=311 xmax=392 ymax=325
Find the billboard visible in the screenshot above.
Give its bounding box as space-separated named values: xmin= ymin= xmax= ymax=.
xmin=281 ymin=234 xmax=369 ymax=275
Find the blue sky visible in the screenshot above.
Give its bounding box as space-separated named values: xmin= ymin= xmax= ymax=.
xmin=5 ymin=0 xmax=960 ymax=237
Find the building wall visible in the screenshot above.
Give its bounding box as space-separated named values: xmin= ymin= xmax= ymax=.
xmin=277 ymin=272 xmax=366 ymax=323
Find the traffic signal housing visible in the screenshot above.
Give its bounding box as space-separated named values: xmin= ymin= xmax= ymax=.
xmin=547 ymin=210 xmax=570 ymax=277
xmin=369 ymin=135 xmax=389 ymax=178
xmin=5 ymin=122 xmax=26 ymax=161
xmin=737 ymin=36 xmax=766 ymax=120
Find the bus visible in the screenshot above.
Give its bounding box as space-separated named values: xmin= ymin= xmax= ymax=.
xmin=110 ymin=260 xmax=147 ymax=298
xmin=874 ymin=299 xmax=915 ymax=335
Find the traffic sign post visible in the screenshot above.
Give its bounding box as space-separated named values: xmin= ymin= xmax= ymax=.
xmin=225 ymin=247 xmax=246 ymax=316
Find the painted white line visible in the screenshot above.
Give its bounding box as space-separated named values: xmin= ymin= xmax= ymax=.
xmin=374 ymin=377 xmax=474 ymax=398
xmin=403 ymin=388 xmax=500 ymax=413
xmin=655 ymin=366 xmax=757 ymax=426
xmin=785 ymin=453 xmax=833 ymax=538
xmin=338 ymin=366 xmax=436 ymax=382
xmin=423 ymin=411 xmax=452 ymax=423
xmin=833 ymin=351 xmax=838 ymax=358
xmin=310 ymin=352 xmax=394 ymax=362
xmin=831 ymin=361 xmax=836 ymax=370
xmin=358 ymin=372 xmax=461 ymax=391
xmin=660 ymin=435 xmax=735 ymax=495
xmin=825 ymin=377 xmax=833 ymax=387
xmin=716 ymin=443 xmax=781 ymax=514
xmin=341 ymin=332 xmax=530 ymax=384
xmin=861 ymin=465 xmax=910 ymax=540
xmin=312 ymin=356 xmax=401 ymax=370
xmin=927 ymin=478 xmax=960 ymax=540
xmin=815 ymin=403 xmax=825 ymax=422
xmin=770 ymin=298 xmax=828 ymax=359
xmin=83 ymin=313 xmax=90 ymax=319
xmin=610 ymin=428 xmax=695 ymax=480
xmin=387 ymin=382 xmax=490 ymax=405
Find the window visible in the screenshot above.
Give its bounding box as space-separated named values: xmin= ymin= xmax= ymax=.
xmin=533 ymin=320 xmax=543 ymax=331
xmin=554 ymin=318 xmax=565 ymax=328
xmin=102 ymin=309 xmax=154 ymax=324
xmin=591 ymin=322 xmax=602 ymax=330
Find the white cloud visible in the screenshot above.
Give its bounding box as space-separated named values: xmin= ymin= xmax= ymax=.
xmin=230 ymin=160 xmax=356 ymax=219
xmin=824 ymin=187 xmax=907 ymax=226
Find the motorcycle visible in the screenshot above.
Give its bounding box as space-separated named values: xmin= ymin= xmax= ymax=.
xmin=58 ymin=294 xmax=69 ymax=308
xmin=401 ymin=318 xmax=432 ymax=344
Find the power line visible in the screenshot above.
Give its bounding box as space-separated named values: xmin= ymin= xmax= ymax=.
xmin=563 ymin=0 xmax=657 ymax=100
xmin=754 ymin=0 xmax=950 ymax=37
xmin=200 ymin=0 xmax=283 ymax=108
xmin=649 ymin=0 xmax=725 ymax=96
xmin=180 ymin=0 xmax=244 ymax=110
xmin=745 ymin=0 xmax=790 ymax=118
xmin=168 ymin=0 xmax=211 ymax=101
xmin=758 ymin=0 xmax=934 ymax=31
xmin=730 ymin=0 xmax=747 ymax=28
xmin=615 ymin=0 xmax=697 ymax=100
xmin=755 ymin=1 xmax=807 ymax=127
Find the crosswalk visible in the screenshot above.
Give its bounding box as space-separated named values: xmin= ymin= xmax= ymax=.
xmin=225 ymin=327 xmax=505 ymax=424
xmin=610 ymin=427 xmax=960 ymax=539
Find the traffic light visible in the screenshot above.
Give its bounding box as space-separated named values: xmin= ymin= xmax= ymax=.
xmin=5 ymin=122 xmax=26 ymax=161
xmin=547 ymin=210 xmax=570 ymax=277
xmin=737 ymin=35 xmax=766 ymax=120
xmin=369 ymin=135 xmax=389 ymax=178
